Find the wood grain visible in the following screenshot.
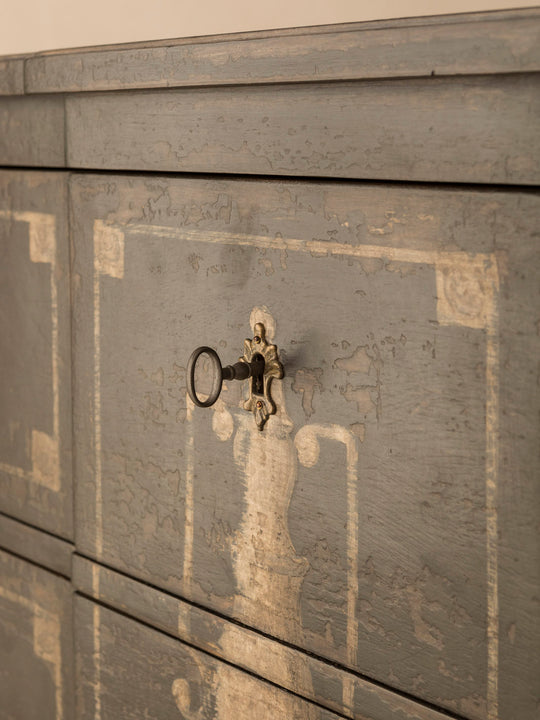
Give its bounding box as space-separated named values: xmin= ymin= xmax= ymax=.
xmin=0 ymin=548 xmax=73 ymax=720
xmin=66 ymin=74 xmax=540 ymax=184
xmin=0 ymin=171 xmax=72 ymax=539
xmin=26 ymin=10 xmax=540 ymax=94
xmin=71 ymin=172 xmax=540 ymax=718
xmin=0 ymin=96 xmax=65 ymax=167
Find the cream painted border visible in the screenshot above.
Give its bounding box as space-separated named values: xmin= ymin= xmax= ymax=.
xmin=92 ymin=220 xmax=500 ymax=720
xmin=0 ymin=584 xmax=64 ymax=719
xmin=0 ymin=210 xmax=60 ymax=492
xmin=295 ymin=423 xmax=359 ymax=710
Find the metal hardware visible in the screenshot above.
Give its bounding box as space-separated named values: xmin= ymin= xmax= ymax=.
xmin=186 ymin=322 xmax=284 ymax=430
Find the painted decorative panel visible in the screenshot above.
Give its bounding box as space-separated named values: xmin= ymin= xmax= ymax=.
xmin=0 ymin=171 xmax=72 ymax=539
xmin=71 ymin=173 xmax=540 ymax=719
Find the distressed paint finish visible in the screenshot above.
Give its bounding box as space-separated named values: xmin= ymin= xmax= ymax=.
xmin=65 ymin=73 xmax=540 ymax=185
xmin=74 ymin=554 xmax=454 ymax=720
xmin=0 ymin=549 xmax=74 ymax=720
xmin=71 ymin=173 xmax=540 ymax=718
xmin=0 ymin=13 xmax=538 ymax=720
xmin=75 ymin=595 xmax=346 ymax=720
xmin=25 ymin=10 xmax=540 ymax=94
xmin=0 ymin=96 xmax=65 ymax=167
xmin=0 ymin=171 xmax=72 ymax=539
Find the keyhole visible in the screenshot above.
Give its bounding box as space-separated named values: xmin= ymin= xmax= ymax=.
xmin=250 ymin=353 xmax=265 ymax=396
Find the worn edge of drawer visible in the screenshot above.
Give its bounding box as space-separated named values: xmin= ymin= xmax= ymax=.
xmin=73 ymin=554 xmax=461 ymax=720
xmin=0 ymin=512 xmax=73 ymax=578
xmin=22 ymin=8 xmax=540 ymax=94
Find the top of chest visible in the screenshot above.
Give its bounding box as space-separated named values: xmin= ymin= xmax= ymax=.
xmin=1 ymin=8 xmax=540 ymax=185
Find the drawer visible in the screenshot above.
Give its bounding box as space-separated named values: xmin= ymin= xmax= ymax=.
xmin=0 ymin=171 xmax=73 ymax=539
xmin=74 ymin=554 xmax=462 ymax=720
xmin=76 ymin=592 xmax=394 ymax=720
xmin=65 ymin=73 xmax=540 ymax=184
xmin=71 ymin=173 xmax=540 ymax=718
xmin=0 ymin=548 xmax=74 ymax=720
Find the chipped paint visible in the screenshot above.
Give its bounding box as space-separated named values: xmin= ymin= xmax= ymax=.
xmin=341 ymin=384 xmax=376 ymax=415
xmin=336 ymin=344 xmax=383 ymax=423
xmin=406 ymin=586 xmax=444 ymax=651
xmin=367 ymin=212 xmax=408 ymax=236
xmin=292 ymin=368 xmax=323 ymax=418
xmin=0 ymin=210 xmax=60 ymax=491
xmin=334 ymin=345 xmax=372 ymax=374
xmin=349 ymin=422 xmax=366 ymax=442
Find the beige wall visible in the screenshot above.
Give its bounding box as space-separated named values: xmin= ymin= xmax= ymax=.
xmin=2 ymin=0 xmax=538 ymax=55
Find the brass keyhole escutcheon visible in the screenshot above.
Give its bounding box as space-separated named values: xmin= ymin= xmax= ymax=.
xmin=187 ymin=322 xmax=284 ymax=431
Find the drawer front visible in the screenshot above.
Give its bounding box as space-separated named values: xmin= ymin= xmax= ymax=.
xmin=0 ymin=549 xmax=73 ymax=720
xmin=0 ymin=171 xmax=72 ymax=538
xmin=73 ymin=554 xmax=461 ymax=720
xmin=65 ymin=73 xmax=540 ymax=185
xmin=76 ymin=595 xmax=343 ymax=720
xmin=71 ymin=174 xmax=539 ymax=718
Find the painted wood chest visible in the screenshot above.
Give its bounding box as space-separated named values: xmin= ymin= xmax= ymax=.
xmin=0 ymin=8 xmax=539 ymax=720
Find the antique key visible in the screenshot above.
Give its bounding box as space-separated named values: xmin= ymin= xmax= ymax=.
xmin=186 ymin=322 xmax=283 ymax=431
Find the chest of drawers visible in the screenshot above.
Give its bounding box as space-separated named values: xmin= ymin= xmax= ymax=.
xmin=1 ymin=9 xmax=539 ymax=720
